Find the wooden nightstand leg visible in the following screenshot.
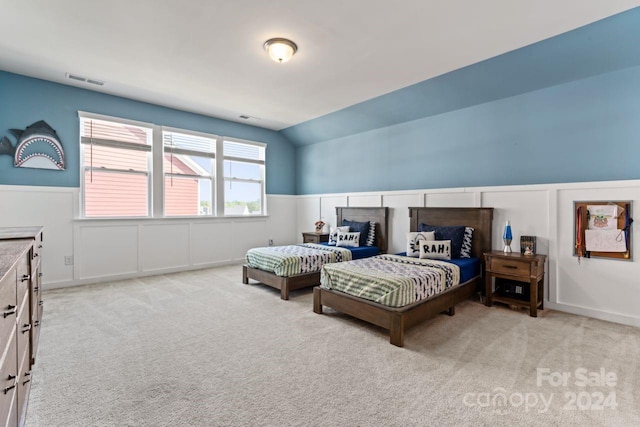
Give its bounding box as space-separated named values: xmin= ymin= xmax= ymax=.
xmin=539 ymin=278 xmax=544 ymax=310
xmin=485 ymin=274 xmax=493 ymax=307
xmin=242 ymin=265 xmax=248 ymax=284
xmin=529 ymin=278 xmax=538 ymax=317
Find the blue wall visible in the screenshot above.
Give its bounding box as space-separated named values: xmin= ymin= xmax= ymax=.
xmin=296 ymin=65 xmax=640 ymax=194
xmin=0 ymin=71 xmax=296 ymax=194
xmin=291 ymin=8 xmax=640 ymax=194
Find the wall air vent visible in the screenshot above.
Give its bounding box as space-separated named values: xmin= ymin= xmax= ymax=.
xmin=65 ymin=73 xmax=105 ymax=86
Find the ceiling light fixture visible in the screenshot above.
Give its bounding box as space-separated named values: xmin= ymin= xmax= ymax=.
xmin=263 ymin=38 xmax=297 ymax=63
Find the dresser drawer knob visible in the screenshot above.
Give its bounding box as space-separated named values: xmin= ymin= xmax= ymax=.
xmin=39 ymin=272 xmax=43 ymax=277
xmin=39 ymin=301 xmax=44 ymax=307
xmin=34 ymin=321 xmax=40 ymax=327
xmin=38 ymin=245 xmax=43 ymax=248
xmin=502 ymin=265 xmax=518 ymax=269
xmin=3 ymin=305 xmax=16 ymax=318
xmin=21 ymin=324 xmax=32 ymax=334
xmin=34 ymin=287 xmax=39 ymax=292
xmin=3 ymin=376 xmax=16 ymax=394
xmin=21 ymin=274 xmax=30 ymax=282
xmin=33 ymin=253 xmax=39 ymax=258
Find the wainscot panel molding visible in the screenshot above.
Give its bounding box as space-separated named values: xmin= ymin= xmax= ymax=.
xmin=0 ymin=185 xmax=298 ymax=289
xmin=296 ymin=179 xmax=640 ymax=328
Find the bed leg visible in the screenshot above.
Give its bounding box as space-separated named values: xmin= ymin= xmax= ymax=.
xmin=313 ymin=287 xmax=322 ymax=314
xmin=242 ymin=266 xmax=249 ymax=284
xmin=280 ymin=285 xmax=290 ymax=300
xmin=390 ymin=314 xmax=404 ymax=347
xmin=447 ymin=306 xmax=455 ymax=316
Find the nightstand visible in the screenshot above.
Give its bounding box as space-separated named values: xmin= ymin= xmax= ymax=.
xmin=484 ymin=251 xmax=547 ymax=317
xmin=302 ymin=232 xmax=329 ymax=243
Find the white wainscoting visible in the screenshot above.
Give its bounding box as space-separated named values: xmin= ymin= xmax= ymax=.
xmin=296 ymin=180 xmax=640 ymax=328
xmin=0 ymin=185 xmax=298 ymax=288
xmin=2 ymin=182 xmax=639 ymax=329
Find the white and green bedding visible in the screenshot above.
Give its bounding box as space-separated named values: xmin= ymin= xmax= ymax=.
xmin=320 ymin=254 xmax=461 ymax=307
xmin=245 ymin=244 xmax=353 ymax=277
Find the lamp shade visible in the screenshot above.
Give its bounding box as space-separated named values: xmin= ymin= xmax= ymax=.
xmin=264 ymin=38 xmax=297 ymax=63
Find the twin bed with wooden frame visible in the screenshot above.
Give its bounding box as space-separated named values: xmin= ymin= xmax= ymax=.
xmin=242 ymin=207 xmax=389 ymax=300
xmin=313 ymin=207 xmax=494 ymax=347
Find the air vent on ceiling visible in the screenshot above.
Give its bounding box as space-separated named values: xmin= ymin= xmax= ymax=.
xmin=239 ymin=114 xmax=261 ymax=121
xmin=65 ymin=73 xmax=105 ymax=86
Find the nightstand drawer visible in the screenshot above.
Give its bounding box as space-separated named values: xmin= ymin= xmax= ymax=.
xmin=302 ymin=232 xmax=329 ymax=244
xmin=490 ymin=258 xmax=531 ymax=276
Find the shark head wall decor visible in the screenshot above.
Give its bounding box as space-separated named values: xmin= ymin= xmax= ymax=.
xmin=1 ymin=120 xmax=65 ymax=170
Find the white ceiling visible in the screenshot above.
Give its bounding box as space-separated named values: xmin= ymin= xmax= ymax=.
xmin=2 ymin=0 xmax=639 ymax=130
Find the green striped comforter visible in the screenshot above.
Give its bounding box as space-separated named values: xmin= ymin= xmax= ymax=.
xmin=320 ymin=255 xmax=460 ymax=307
xmin=246 ymin=244 xmax=353 ymax=277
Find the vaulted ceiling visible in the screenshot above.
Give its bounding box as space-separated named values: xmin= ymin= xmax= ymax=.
xmin=2 ymin=1 xmax=639 ymax=130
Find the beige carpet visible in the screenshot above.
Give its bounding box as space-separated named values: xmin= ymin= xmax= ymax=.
xmin=26 ymin=265 xmax=640 ymax=426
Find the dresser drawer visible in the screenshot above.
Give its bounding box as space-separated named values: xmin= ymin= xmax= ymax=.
xmin=489 ymin=258 xmax=532 ymax=276
xmin=0 ymin=332 xmax=18 ymax=424
xmin=0 ymin=272 xmax=17 ymax=349
xmin=16 ymin=348 xmax=30 ymax=423
xmin=15 ymin=255 xmax=30 ymax=307
xmin=30 ymin=234 xmax=42 ymax=270
xmin=16 ymin=293 xmax=30 ymax=366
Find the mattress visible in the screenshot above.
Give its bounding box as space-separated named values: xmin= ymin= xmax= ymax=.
xmin=447 ymin=257 xmax=480 ymax=283
xmin=245 ymin=243 xmax=352 ymax=277
xmin=318 ymin=242 xmax=380 ymax=259
xmin=395 ymin=253 xmax=480 ymax=283
xmin=320 ymin=254 xmax=461 ymax=308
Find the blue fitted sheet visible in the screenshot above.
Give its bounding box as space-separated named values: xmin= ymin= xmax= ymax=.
xmin=318 ymin=242 xmax=380 ymax=260
xmin=395 ymin=253 xmax=480 ymax=283
xmin=447 ymin=257 xmax=481 ymax=283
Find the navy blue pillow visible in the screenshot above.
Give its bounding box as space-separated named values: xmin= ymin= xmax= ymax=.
xmin=417 ymin=223 xmax=466 ymax=258
xmin=342 ymin=219 xmax=370 ymax=247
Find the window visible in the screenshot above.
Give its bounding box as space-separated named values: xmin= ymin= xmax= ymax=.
xmin=79 ymin=112 xmax=266 ymax=218
xmin=80 ymin=115 xmax=153 ymax=218
xmin=223 ymin=139 xmax=266 ymax=215
xmin=163 ymin=130 xmax=215 ymax=216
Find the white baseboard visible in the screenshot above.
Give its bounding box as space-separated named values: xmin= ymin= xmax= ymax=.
xmin=43 ymin=260 xmax=245 ymax=290
xmin=545 ymin=301 xmax=640 ymax=328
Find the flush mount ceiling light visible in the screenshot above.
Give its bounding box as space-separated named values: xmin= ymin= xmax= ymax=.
xmin=263 ymin=38 xmax=297 ymax=63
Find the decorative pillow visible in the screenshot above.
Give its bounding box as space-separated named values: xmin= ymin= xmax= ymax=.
xmin=418 ymin=224 xmax=466 ymax=258
xmin=342 ymin=219 xmax=370 ymax=247
xmin=336 ymin=231 xmax=360 ymax=247
xmin=365 ymin=221 xmax=376 ymax=247
xmin=460 ymin=227 xmax=474 ymax=258
xmin=419 ymin=240 xmax=451 ymax=260
xmin=406 ymin=231 xmax=436 ymax=257
xmin=328 ymin=226 xmax=349 ymax=245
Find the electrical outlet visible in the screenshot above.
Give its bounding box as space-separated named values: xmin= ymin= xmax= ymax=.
xmin=64 ymin=256 xmax=73 ymax=265
xmin=268 ymin=239 xmax=274 ymax=246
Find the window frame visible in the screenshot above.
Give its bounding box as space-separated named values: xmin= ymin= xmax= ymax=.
xmin=79 ymin=111 xmax=154 ymax=219
xmin=162 ymin=126 xmax=217 ymax=217
xmin=78 ymin=112 xmax=268 ymax=219
xmin=220 ymin=137 xmax=267 ymax=216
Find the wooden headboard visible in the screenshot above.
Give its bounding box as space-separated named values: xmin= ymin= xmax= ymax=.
xmin=408 ymin=207 xmax=494 ymax=260
xmin=336 ymin=207 xmax=389 ymax=254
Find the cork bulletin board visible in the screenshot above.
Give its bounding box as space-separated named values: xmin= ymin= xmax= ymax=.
xmin=574 ymin=201 xmax=633 ymax=261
